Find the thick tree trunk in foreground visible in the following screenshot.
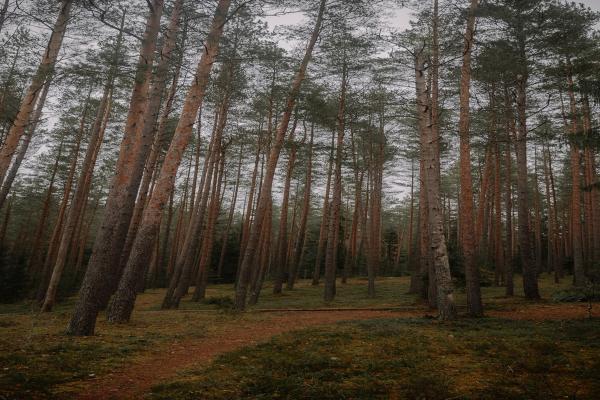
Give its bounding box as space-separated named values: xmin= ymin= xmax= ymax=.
xmin=67 ymin=0 xmax=167 ymax=335
xmin=106 ymin=0 xmax=230 ymax=324
xmin=118 ymin=1 xmax=184 ymax=275
xmin=41 ymin=15 xmax=126 ymax=312
xmin=235 ymin=0 xmax=327 ymax=310
xmin=0 ymin=0 xmax=72 ymax=186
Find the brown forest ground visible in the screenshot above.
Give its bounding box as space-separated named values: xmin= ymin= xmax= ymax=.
xmin=77 ymin=305 xmax=595 ymax=400
xmin=0 ymin=276 xmax=597 ymax=399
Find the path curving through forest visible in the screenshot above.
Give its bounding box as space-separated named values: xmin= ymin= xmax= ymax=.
xmin=74 ymin=310 xmax=407 ymax=400
xmin=72 ymin=303 xmax=595 ymax=399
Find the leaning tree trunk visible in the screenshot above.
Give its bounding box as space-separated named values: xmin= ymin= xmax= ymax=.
xmin=0 ymin=0 xmax=72 ymax=186
xmin=106 ymin=0 xmax=231 ymax=324
xmin=28 ymin=138 xmax=65 ymax=274
xmin=117 ymin=0 xmax=184 ymax=273
xmin=67 ymin=0 xmax=167 ymax=336
xmin=0 ymin=78 xmax=51 ymax=210
xmin=41 ymin=15 xmax=126 ymax=312
xmin=36 ymin=95 xmax=89 ymax=303
xmin=41 ymin=84 xmax=112 ymax=312
xmin=235 ymin=0 xmax=327 ymax=311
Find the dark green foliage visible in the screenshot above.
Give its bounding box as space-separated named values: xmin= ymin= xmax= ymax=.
xmin=201 ymin=296 xmax=234 ymax=310
xmin=0 ymin=252 xmax=28 ymax=303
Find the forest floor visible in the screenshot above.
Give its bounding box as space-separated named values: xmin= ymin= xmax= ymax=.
xmin=0 ymin=275 xmax=598 ymax=399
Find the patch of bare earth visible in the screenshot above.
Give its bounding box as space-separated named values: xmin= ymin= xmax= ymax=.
xmin=73 ymin=310 xmax=407 ymax=400
xmin=488 ymin=303 xmax=596 ymax=321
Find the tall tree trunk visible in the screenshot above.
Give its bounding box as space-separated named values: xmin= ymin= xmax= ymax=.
xmin=41 ymin=85 xmax=112 ymax=311
xmin=192 ymin=145 xmax=225 ymax=301
xmin=273 ymin=117 xmax=299 ymax=293
xmin=324 ymin=63 xmax=347 ymax=303
xmin=513 ymin=30 xmax=539 ymax=298
xmin=36 ymin=93 xmax=90 ymax=303
xmin=565 ymin=60 xmax=585 ymax=286
xmin=67 ymin=1 xmax=165 ymax=336
xmin=287 ymin=123 xmax=314 ymax=289
xmin=409 ymin=51 xmax=428 ymax=299
xmin=503 ymin=87 xmax=515 ymax=295
xmin=29 ymin=140 xmax=65 ymax=277
xmin=0 ymin=0 xmax=72 ymax=185
xmin=217 ymin=145 xmax=243 ymax=277
xmin=235 ymin=0 xmax=327 ymax=310
xmin=493 ymin=131 xmax=504 ymax=285
xmin=312 ymin=131 xmax=335 ymax=286
xmin=105 ymin=0 xmax=231 ymax=324
xmin=40 ymin=16 xmax=126 ymax=312
xmin=424 ymin=0 xmax=456 ymax=319
xmin=119 ymin=2 xmax=184 ymax=274
xmin=581 ymin=95 xmax=599 ymax=265
xmin=457 ymin=0 xmax=482 ymax=316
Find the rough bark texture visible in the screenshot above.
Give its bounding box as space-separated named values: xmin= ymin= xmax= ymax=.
xmin=67 ymin=0 xmax=167 ymax=335
xmin=41 ymin=15 xmax=126 ymax=312
xmin=106 ymin=0 xmax=230 ymax=324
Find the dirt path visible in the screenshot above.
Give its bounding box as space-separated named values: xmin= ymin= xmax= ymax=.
xmin=71 ymin=303 xmax=596 ymax=400
xmin=74 ymin=310 xmax=410 ymax=400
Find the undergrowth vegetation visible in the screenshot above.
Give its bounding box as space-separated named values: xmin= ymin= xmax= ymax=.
xmin=151 ymin=318 xmax=600 ymax=400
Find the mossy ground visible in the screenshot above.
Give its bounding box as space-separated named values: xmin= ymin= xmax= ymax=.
xmin=0 ymin=275 xmax=596 ymax=399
